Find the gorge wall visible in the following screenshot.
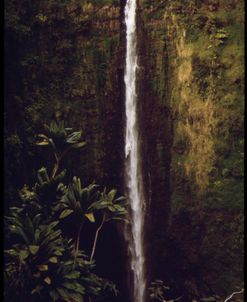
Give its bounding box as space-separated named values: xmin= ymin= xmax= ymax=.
xmin=4 ymin=0 xmax=244 ymax=301
xmin=137 ymin=0 xmax=244 ymax=299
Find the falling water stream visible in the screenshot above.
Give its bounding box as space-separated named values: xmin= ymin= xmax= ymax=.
xmin=124 ymin=1 xmax=146 ymax=302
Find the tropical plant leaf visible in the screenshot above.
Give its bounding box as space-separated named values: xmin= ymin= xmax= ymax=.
xmin=19 ymin=249 xmax=29 ymax=261
xmin=59 ymin=209 xmax=74 ymax=219
xmin=67 ymin=293 xmax=83 ymax=302
xmin=56 ymin=287 xmax=70 ymax=299
xmin=29 ymin=245 xmax=40 ymax=255
xmin=108 ymin=206 xmax=116 ymax=212
xmin=54 ymin=250 xmax=63 ymax=256
xmin=36 ymin=141 xmax=49 ymax=146
xmin=108 ymin=189 xmax=117 ymax=201
xmin=38 ymin=264 xmax=48 ymax=271
xmin=36 ymin=134 xmax=49 ymax=146
xmin=85 ymin=213 xmax=95 ymax=223
xmin=66 ymin=271 xmax=80 ymax=279
xmin=13 ymin=226 xmax=30 ymax=244
xmin=31 ymin=285 xmax=44 ymax=295
xmin=44 ymin=276 xmax=52 ymax=285
xmin=71 ymin=141 xmax=87 ymax=149
xmin=66 ymin=131 xmax=82 ymax=144
xmin=115 ymin=196 xmax=126 ymax=202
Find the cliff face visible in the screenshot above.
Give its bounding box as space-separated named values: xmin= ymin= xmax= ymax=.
xmin=5 ymin=0 xmax=126 ymax=198
xmin=139 ymin=0 xmax=244 ymax=299
xmin=136 ymin=3 xmax=173 ymax=291
xmin=5 ymin=0 xmax=244 ymax=301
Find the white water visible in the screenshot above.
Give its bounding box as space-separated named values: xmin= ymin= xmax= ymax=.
xmin=124 ymin=1 xmax=146 ymax=302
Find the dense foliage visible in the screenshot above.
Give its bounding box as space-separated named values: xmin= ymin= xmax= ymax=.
xmin=4 ymin=121 xmax=127 ymax=302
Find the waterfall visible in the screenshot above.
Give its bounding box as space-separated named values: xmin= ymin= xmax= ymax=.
xmin=124 ymin=1 xmax=146 ymax=302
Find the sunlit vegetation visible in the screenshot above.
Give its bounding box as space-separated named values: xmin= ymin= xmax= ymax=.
xmin=140 ymin=0 xmax=244 ymax=300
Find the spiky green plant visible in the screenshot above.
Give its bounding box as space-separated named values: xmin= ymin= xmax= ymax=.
xmin=36 ymin=120 xmax=86 ymax=177
xmin=4 ymin=121 xmax=127 ymax=302
xmin=88 ymin=188 xmax=128 ymax=261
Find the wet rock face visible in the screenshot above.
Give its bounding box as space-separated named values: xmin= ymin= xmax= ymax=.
xmin=137 ymin=0 xmax=244 ymax=299
xmin=136 ymin=8 xmax=173 ymax=285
